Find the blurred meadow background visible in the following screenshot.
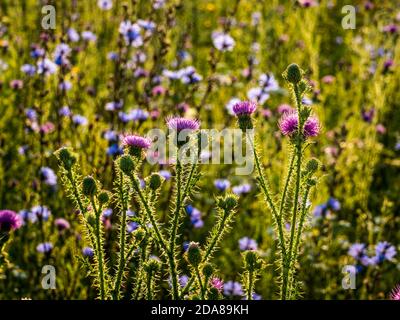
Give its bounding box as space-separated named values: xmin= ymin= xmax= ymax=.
xmin=0 ymin=0 xmax=399 ymax=299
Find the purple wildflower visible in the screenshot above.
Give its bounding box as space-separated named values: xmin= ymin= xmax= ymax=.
xmin=37 ymin=242 xmax=53 ymax=253
xmin=279 ymin=112 xmax=320 ymax=137
xmin=82 ymin=247 xmax=94 ymax=258
xmin=211 ymin=278 xmax=224 ymax=292
xmin=233 ymin=101 xmax=257 ymax=116
xmin=122 ymin=134 xmax=151 ymax=149
xmin=391 ymin=284 xmax=400 ymax=300
xmin=375 ymin=241 xmax=396 ymax=262
xmin=166 ymin=117 xmax=200 ymax=132
xmin=224 ymin=281 xmax=243 ymax=297
xmin=0 ymin=210 xmax=22 ymax=232
xmin=214 ymin=179 xmax=230 ymax=191
xmin=54 ymin=218 xmax=70 ymax=231
xmin=303 ymin=116 xmax=320 ymax=137
xmin=239 ymin=237 xmax=258 ymax=251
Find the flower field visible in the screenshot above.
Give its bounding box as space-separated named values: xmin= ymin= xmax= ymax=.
xmin=0 ymin=0 xmax=399 ymax=300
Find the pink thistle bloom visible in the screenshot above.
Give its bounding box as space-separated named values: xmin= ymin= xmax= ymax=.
xmin=391 ymin=284 xmax=400 ymax=300
xmin=279 ymin=112 xmax=298 ymax=136
xmin=298 ymin=0 xmax=318 ymax=7
xmin=151 ymin=85 xmax=166 ymax=96
xmin=303 ymin=116 xmax=320 ymax=137
xmin=0 ymin=210 xmax=22 ymax=232
xmin=279 ymin=112 xmax=320 ymax=137
xmin=210 ymin=277 xmax=224 ymax=292
xmin=232 ymin=101 xmax=257 ymax=116
xmin=122 ymin=134 xmax=151 ymax=149
xmin=166 ymin=117 xmax=200 ymax=132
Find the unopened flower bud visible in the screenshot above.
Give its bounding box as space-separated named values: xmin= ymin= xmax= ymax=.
xmin=187 ymin=242 xmax=202 ymax=267
xmin=283 ymin=63 xmax=303 ymax=84
xmin=82 ymin=176 xmax=97 ymax=197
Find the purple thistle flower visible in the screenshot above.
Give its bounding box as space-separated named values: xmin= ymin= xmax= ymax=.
xmin=303 ymin=116 xmax=320 ymax=137
xmin=122 ymin=134 xmax=151 ymax=149
xmin=279 ymin=112 xmax=298 ymax=136
xmin=391 ymin=284 xmax=400 ymax=300
xmin=0 ymin=210 xmax=22 ymax=232
xmin=232 ymin=101 xmax=257 ymax=116
xmin=279 ymin=112 xmax=320 ymax=137
xmin=211 ymin=277 xmax=224 ymax=292
xmin=166 ymin=117 xmax=200 ymax=132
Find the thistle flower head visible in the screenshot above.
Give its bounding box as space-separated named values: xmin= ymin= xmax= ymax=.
xmin=279 ymin=112 xmax=320 ymax=138
xmin=122 ymin=134 xmax=151 ymax=149
xmin=166 ymin=116 xmax=200 ymax=132
xmin=303 ymin=116 xmax=320 ymax=137
xmin=232 ymin=101 xmax=257 ymax=116
xmin=54 ymin=218 xmax=70 ymax=231
xmin=279 ymin=111 xmax=298 ymax=136
xmin=122 ymin=134 xmax=151 ymax=158
xmin=391 ymin=284 xmax=400 ymax=300
xmin=210 ymin=277 xmax=224 ymax=292
xmin=0 ymin=210 xmax=22 ymax=232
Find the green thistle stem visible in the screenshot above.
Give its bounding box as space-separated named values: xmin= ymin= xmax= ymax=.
xmin=289 ymin=185 xmax=311 ymax=293
xmin=278 ymin=150 xmax=296 ymax=219
xmin=113 ymin=171 xmax=128 ymax=300
xmin=282 ymin=83 xmax=303 ymax=300
xmin=90 ymin=197 xmax=106 ymax=300
xmin=129 ymin=174 xmax=167 ymax=252
xmin=195 ymin=265 xmax=205 ymax=299
xmin=181 ymin=209 xmax=231 ymax=296
xmin=247 ymin=269 xmax=254 ymax=301
xmin=168 ymin=157 xmax=183 ymax=300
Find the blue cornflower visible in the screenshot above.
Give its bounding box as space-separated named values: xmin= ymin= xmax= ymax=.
xmin=37 ymin=242 xmax=53 ymax=253
xmin=214 ymin=179 xmax=230 ymax=191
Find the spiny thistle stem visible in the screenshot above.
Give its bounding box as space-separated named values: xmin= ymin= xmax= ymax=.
xmin=195 ymin=265 xmax=205 ymax=299
xmin=90 ymin=196 xmax=107 ymax=300
xmin=290 ymin=184 xmax=312 ymax=293
xmin=282 ymin=82 xmax=304 ymax=300
xmin=250 ymin=138 xmax=286 ymax=258
xmin=112 ymin=171 xmax=128 ymax=300
xmin=247 ymin=269 xmax=254 ymax=300
xmin=128 ymin=174 xmax=167 ymax=252
xmin=146 ymin=270 xmax=154 ymax=300
xmin=278 ymin=151 xmax=296 ymax=219
xmin=181 ymin=202 xmax=237 ymax=297
xmin=168 ymin=157 xmax=183 ymax=300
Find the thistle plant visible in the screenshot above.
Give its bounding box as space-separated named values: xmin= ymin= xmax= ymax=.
xmin=233 ymin=64 xmax=321 ymax=300
xmin=55 ymin=118 xmax=239 ymax=300
xmin=0 ymin=210 xmax=22 ymax=273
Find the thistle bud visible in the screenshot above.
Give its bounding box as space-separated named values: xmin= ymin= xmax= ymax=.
xmin=244 ymin=250 xmax=262 ymax=271
xmin=82 ymin=176 xmax=97 ymax=197
xmin=187 ymin=242 xmax=202 ymax=267
xmin=98 ymin=191 xmax=110 ymax=205
xmin=54 ymin=147 xmax=76 ymax=170
xmin=217 ymin=194 xmax=238 ymax=211
xmin=305 ymin=158 xmax=320 ymax=174
xmin=149 ymin=173 xmax=163 ymax=190
xmin=202 ymin=263 xmax=214 ymax=277
xmin=119 ymin=154 xmax=135 ymax=175
xmin=144 ymin=258 xmax=161 ymax=273
xmin=134 ymin=228 xmax=146 ymax=242
xmin=283 ymin=63 xmax=303 ymax=84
